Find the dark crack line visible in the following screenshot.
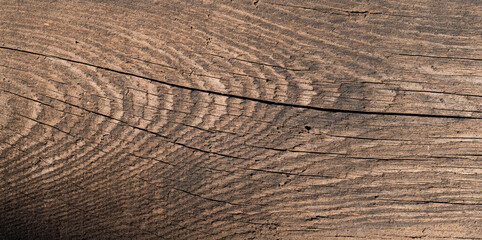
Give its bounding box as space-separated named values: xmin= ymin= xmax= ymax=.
xmin=4 ymin=89 xmax=334 ymax=179
xmin=263 ymin=2 xmax=383 ymax=16
xmin=185 ymin=50 xmax=309 ymax=71
xmin=399 ymin=89 xmax=482 ymax=98
xmin=230 ymin=57 xmax=310 ymax=71
xmin=326 ymin=134 xmax=413 ymax=142
xmin=173 ymin=187 xmax=241 ymax=206
xmin=135 ymin=176 xmax=242 ymax=206
xmin=2 ymin=89 xmax=83 ymax=117
xmin=1 ymin=46 xmax=481 ymax=120
xmin=31 ymin=90 xmax=239 ymax=136
xmin=1 ymin=88 xmax=247 ymax=161
xmin=2 ymin=121 xmax=240 ymax=212
xmin=380 ymin=199 xmax=481 ymax=206
xmin=4 ymin=116 xmax=240 ymax=210
xmin=263 ymin=2 xmax=460 ymax=20
xmin=394 ymin=52 xmax=482 ymax=61
xmin=43 ymin=98 xmax=249 ymax=161
xmin=15 ymin=113 xmax=73 ymax=136
xmin=244 ymin=167 xmax=334 ymax=178
xmin=125 ymin=55 xmax=178 ymax=70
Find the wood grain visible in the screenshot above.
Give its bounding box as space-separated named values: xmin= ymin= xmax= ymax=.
xmin=0 ymin=0 xmax=481 ymax=239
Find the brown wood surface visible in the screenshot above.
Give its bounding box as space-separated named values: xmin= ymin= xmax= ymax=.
xmin=1 ymin=0 xmax=481 ymax=239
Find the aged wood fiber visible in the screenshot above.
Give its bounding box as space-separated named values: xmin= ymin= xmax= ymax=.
xmin=0 ymin=0 xmax=481 ymax=239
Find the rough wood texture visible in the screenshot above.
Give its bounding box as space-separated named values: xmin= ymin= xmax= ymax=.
xmin=1 ymin=0 xmax=481 ymax=239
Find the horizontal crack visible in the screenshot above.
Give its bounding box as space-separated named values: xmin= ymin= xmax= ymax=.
xmin=2 ymin=46 xmax=481 ymax=120
xmin=394 ymin=52 xmax=482 ymax=61
xmin=263 ymin=2 xmax=383 ymax=16
xmin=379 ymin=199 xmax=481 ymax=206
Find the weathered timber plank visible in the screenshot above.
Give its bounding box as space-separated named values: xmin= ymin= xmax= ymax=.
xmin=0 ymin=0 xmax=481 ymax=239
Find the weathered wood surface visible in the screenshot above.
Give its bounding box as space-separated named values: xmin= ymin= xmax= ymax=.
xmin=0 ymin=0 xmax=481 ymax=239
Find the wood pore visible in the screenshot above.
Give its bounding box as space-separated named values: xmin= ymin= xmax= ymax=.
xmin=0 ymin=0 xmax=481 ymax=239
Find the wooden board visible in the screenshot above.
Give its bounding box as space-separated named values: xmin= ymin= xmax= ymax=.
xmin=0 ymin=0 xmax=481 ymax=239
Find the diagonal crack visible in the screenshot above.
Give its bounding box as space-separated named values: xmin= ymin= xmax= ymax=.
xmin=15 ymin=112 xmax=73 ymax=136
xmin=1 ymin=88 xmax=247 ymax=161
xmin=3 ymin=89 xmax=338 ymax=179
